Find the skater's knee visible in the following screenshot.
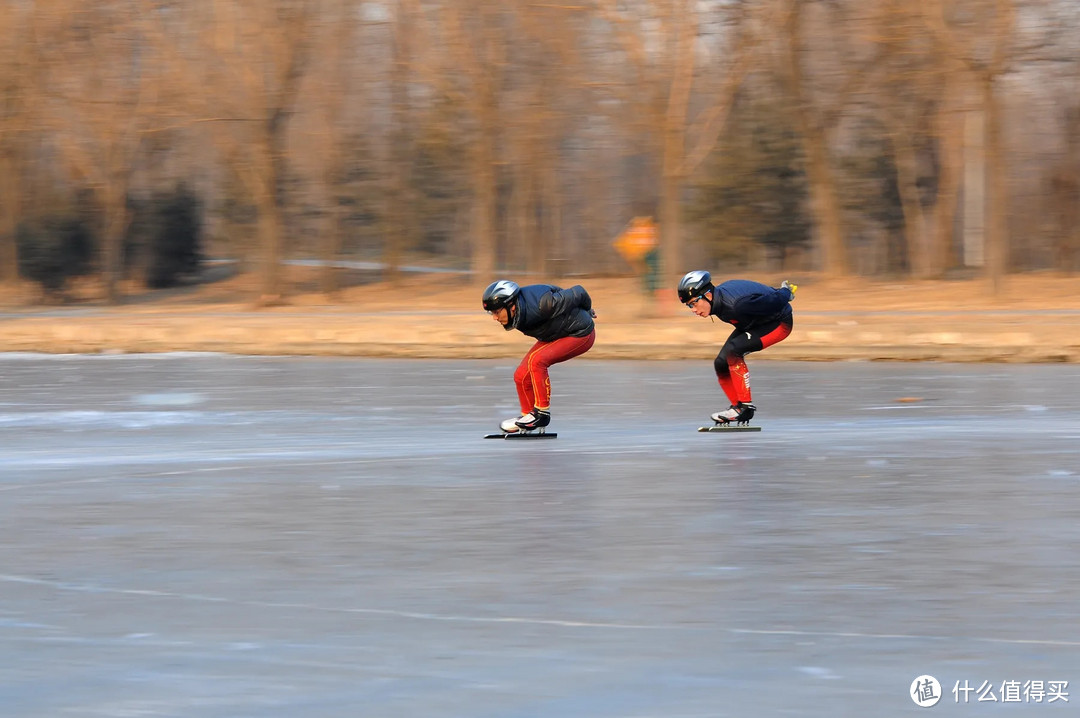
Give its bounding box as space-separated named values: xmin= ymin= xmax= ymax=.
xmin=713 ymin=353 xmax=731 ymax=376
xmin=514 ymin=363 xmax=530 ymax=384
xmin=716 ymin=344 xmax=742 ymax=367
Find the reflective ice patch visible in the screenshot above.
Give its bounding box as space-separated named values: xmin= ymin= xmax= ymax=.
xmin=132 ymin=393 xmax=205 ymax=407
xmin=0 ymin=410 xmax=245 ymax=429
xmin=799 ymin=666 xmax=841 ymax=680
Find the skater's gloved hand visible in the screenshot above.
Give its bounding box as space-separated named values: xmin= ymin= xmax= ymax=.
xmin=781 ymin=280 xmax=797 ymax=298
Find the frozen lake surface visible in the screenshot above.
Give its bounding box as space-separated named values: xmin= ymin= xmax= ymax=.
xmin=1 ymin=354 xmax=1078 ymax=717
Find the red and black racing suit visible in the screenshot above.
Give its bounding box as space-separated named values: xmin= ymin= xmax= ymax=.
xmin=504 ymin=284 xmax=596 ymax=414
xmin=707 ymin=280 xmax=794 ymax=406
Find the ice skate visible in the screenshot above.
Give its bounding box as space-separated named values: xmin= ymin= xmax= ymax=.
xmin=515 ymin=409 xmax=551 ymax=433
xmin=699 ymin=402 xmax=761 ymax=433
xmin=485 ymin=409 xmax=557 ymax=440
xmin=710 ymin=402 xmax=756 ymax=425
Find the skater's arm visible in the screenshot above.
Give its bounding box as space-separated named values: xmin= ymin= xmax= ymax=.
xmin=538 ymin=285 xmax=592 ymax=318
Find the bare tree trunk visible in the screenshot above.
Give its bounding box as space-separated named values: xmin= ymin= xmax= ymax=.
xmin=101 ymin=177 xmax=130 ymax=304
xmin=543 ymin=155 xmax=563 ymax=279
xmin=383 ymin=153 xmax=407 ymax=283
xmin=508 ymin=161 xmax=525 ymax=273
xmin=516 ymin=155 xmax=544 ymax=277
xmin=657 ymin=162 xmax=681 ymax=287
xmin=316 ymin=0 xmax=359 ymax=297
xmin=1048 ymin=169 xmax=1080 ymax=274
xmin=781 ymin=2 xmax=846 ymax=277
xmin=0 ymin=154 xmax=19 ymax=283
xmin=982 ymin=73 xmax=1008 ymax=295
xmin=658 ymin=0 xmax=696 ymax=289
xmin=471 ymin=93 xmax=498 ymax=284
xmin=962 ymin=107 xmax=986 ymax=269
xmin=889 ymin=128 xmax=929 ymax=277
xmin=0 ymin=3 xmax=34 ymax=287
xmin=803 ymin=132 xmax=847 ymax=276
xmin=384 ymin=0 xmax=414 ymax=281
xmin=930 ymin=85 xmax=965 ymax=277
xmin=255 ymin=133 xmax=284 ymax=303
xmin=319 ymin=196 xmax=344 ymax=296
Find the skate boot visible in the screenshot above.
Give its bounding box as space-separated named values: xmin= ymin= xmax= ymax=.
xmin=711 ymin=402 xmax=756 ymax=425
xmin=515 ymin=408 xmax=551 ymax=433
xmin=500 ymin=415 xmax=526 ymax=434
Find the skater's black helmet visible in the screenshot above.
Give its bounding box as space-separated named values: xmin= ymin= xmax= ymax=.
xmin=482 ymin=280 xmax=520 ymax=312
xmin=678 ymin=270 xmax=714 ymax=304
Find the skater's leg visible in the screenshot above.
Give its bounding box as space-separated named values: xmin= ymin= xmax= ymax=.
xmin=713 ymin=352 xmax=740 ymax=405
xmin=525 ymin=331 xmax=596 ymax=411
xmin=514 ymin=344 xmax=543 ymax=414
xmin=714 ymin=333 xmax=743 ymax=406
xmin=758 ymin=319 xmax=793 ymax=350
xmin=727 ymin=357 xmax=752 ymax=404
xmin=730 ymin=320 xmax=792 ymax=403
xmin=712 ymin=346 xmax=753 ymax=423
xmin=719 ymin=318 xmax=793 ymax=405
xmin=711 ymin=319 xmax=791 ymax=423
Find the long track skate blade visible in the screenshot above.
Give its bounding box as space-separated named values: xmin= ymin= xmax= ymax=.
xmin=698 ymin=425 xmax=761 ymax=433
xmin=484 ymin=432 xmax=558 ymax=440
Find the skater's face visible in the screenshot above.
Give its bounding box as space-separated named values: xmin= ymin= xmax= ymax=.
xmin=489 ymin=306 xmax=511 ymax=326
xmin=687 ymin=291 xmax=712 ymax=317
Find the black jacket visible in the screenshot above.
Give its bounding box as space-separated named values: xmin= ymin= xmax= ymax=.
xmin=507 ymin=284 xmax=595 ymax=342
xmin=709 ymin=279 xmax=793 ymax=329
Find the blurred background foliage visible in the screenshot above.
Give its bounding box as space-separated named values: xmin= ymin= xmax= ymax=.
xmin=1 ymin=0 xmax=1078 ymax=303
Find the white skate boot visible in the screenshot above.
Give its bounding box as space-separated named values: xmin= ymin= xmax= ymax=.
xmin=500 ymin=415 xmax=525 ymax=433
xmin=711 ymin=402 xmax=756 ymax=425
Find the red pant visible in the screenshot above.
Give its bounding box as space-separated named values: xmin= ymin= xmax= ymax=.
xmin=514 ymin=330 xmax=596 ymax=413
xmin=715 ymin=318 xmax=792 ymax=405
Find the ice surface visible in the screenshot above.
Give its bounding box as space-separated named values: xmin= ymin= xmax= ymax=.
xmin=1 ymin=356 xmax=1078 ymax=717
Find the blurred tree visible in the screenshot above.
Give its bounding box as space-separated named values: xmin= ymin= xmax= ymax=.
xmin=498 ymin=2 xmax=596 ymax=278
xmin=34 ymin=1 xmax=165 ymax=304
xmin=838 ymin=124 xmax=908 ymax=274
xmin=5 ymin=0 xmax=1080 ymax=303
xmin=922 ymin=0 xmax=1017 ymax=294
xmin=690 ymin=85 xmax=811 ymax=271
xmin=0 ymin=4 xmax=39 ymax=286
xmin=438 ymin=0 xmax=507 ymax=284
xmin=1047 ymin=105 xmax=1080 ymax=273
xmin=383 ymin=0 xmax=417 ymax=283
xmin=217 ymin=150 xmax=260 ymax=272
xmin=410 ymin=101 xmax=469 ymax=260
xmin=868 ymin=0 xmax=950 ymax=278
xmin=774 ymin=0 xmax=879 ymax=278
xmin=870 ymin=0 xmax=972 ymax=280
xmin=335 ymin=131 xmax=383 ymax=251
xmin=595 ymin=0 xmax=757 ymax=290
xmin=17 ymin=212 xmax=95 ymax=301
xmin=306 ymin=0 xmax=362 ymax=296
xmin=196 ymin=0 xmax=315 ymax=305
xmin=130 ymin=184 xmax=203 ymax=289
